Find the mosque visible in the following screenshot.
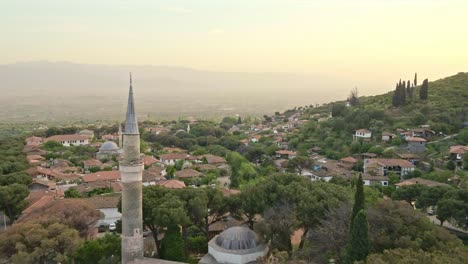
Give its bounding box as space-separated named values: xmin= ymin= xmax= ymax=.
xmin=120 ymin=75 xmax=268 ymax=264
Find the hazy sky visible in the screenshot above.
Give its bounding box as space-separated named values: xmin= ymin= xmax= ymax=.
xmin=1 ymin=0 xmax=468 ymax=86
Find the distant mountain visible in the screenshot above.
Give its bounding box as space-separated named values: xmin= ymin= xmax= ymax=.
xmin=0 ymin=61 xmax=356 ymax=123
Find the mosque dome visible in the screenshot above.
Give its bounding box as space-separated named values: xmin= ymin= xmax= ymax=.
xmin=100 ymin=141 xmax=119 ymax=152
xmin=214 ymin=226 xmax=260 ymax=251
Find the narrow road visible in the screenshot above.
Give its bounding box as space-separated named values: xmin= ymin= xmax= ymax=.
xmin=427 ymin=134 xmax=458 ymax=144
xmin=427 ymin=215 xmax=468 ymax=234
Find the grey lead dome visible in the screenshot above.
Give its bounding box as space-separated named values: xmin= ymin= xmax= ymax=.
xmin=214 ymin=226 xmax=259 ymax=251
xmin=100 ymin=141 xmax=119 ymax=151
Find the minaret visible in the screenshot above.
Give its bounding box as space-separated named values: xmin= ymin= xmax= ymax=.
xmin=120 ymin=73 xmax=144 ymax=263
xmin=187 ymin=123 xmax=191 ymax=134
xmin=118 ymin=123 xmax=123 ymax=148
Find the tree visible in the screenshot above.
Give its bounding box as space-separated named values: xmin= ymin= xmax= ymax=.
xmin=74 ymin=233 xmax=120 ymax=264
xmin=392 ymin=80 xmax=406 ymax=107
xmin=230 ymin=184 xmax=267 ymax=229
xmin=331 ymin=103 xmax=347 ymax=117
xmin=414 ymin=72 xmax=418 ymax=87
xmin=0 ymin=172 xmax=32 ymax=186
xmin=160 ymin=225 xmax=186 ymax=261
xmin=0 ymin=222 xmax=82 ymax=264
xmin=0 ymin=184 xmax=29 ymax=222
xmin=351 ymin=174 xmax=365 ymax=228
xmin=348 ymin=87 xmax=359 ymax=106
xmin=420 ymin=78 xmax=429 ymax=100
xmin=304 ymin=204 xmax=351 ymax=263
xmin=344 ymin=210 xmax=369 ymax=264
xmin=464 ymin=153 xmax=468 ymax=170
xmin=19 ymin=199 xmax=102 ymax=238
xmin=286 ymin=156 xmax=313 ymax=175
xmin=446 ymin=160 xmax=456 ymax=171
xmin=255 ymin=204 xmax=297 ymax=259
xmin=64 ymin=188 xmax=81 ymax=198
xmin=226 ymin=151 xmax=258 ymax=188
xmin=415 ymin=185 xmax=452 ymax=210
xmin=391 ymin=184 xmax=424 ymax=205
xmin=360 ymin=247 xmax=468 ymax=264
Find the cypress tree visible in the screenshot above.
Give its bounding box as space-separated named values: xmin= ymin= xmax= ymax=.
xmin=414 ymin=72 xmax=417 ymax=87
xmin=160 ymin=224 xmax=185 ymax=261
xmin=344 ymin=210 xmax=370 ymax=264
xmin=420 ymin=78 xmax=429 ymax=100
xmin=351 ymin=173 xmax=365 ymax=227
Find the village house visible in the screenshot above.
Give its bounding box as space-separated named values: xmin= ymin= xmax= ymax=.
xmin=159 ymin=153 xmax=193 ymax=166
xmin=406 ymin=137 xmax=427 ymax=153
xmin=78 ymin=129 xmax=95 ymax=140
xmin=82 ymin=195 xmax=122 ymax=230
xmin=145 ymin=127 xmax=171 ymax=135
xmin=175 ymin=169 xmax=202 ymax=179
xmin=156 ymin=179 xmax=186 ymax=189
xmin=363 ymin=158 xmax=415 ymax=178
xmin=44 ymin=134 xmax=89 ymax=146
xmin=83 ymin=159 xmax=104 ymax=170
xmin=82 ymin=171 xmax=120 ymax=183
xmin=339 ymin=156 xmax=358 ymax=169
xmin=192 ymin=164 xmax=218 ymax=172
xmin=410 ymin=127 xmax=435 ymax=140
xmin=275 ymin=150 xmax=297 ymax=159
xmin=449 ymin=145 xmax=468 ymax=167
xmin=28 ymin=179 xmax=57 ymax=192
xmin=396 ymin=153 xmax=420 ymax=164
xmin=395 ymin=177 xmax=449 ymax=188
xmin=249 ymin=135 xmax=262 ymax=143
xmin=381 ymin=132 xmax=397 ymax=142
xmin=144 ymin=155 xmax=160 ymax=167
xmin=25 ymin=136 xmax=44 ymax=146
xmin=353 ymin=129 xmax=372 ymax=141
xmin=163 ymin=147 xmax=188 ymax=153
xmin=362 ymin=174 xmax=389 ymax=186
xmin=27 ymin=154 xmax=45 ymax=166
xmin=142 ymin=166 xmax=166 ymax=186
xmin=101 ymin=133 xmax=119 ymax=141
xmin=198 ymin=154 xmax=227 ymax=166
xmin=27 ymin=166 xmax=81 ymax=182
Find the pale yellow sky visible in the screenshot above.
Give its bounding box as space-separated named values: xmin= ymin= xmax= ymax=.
xmin=1 ymin=0 xmax=467 ymax=89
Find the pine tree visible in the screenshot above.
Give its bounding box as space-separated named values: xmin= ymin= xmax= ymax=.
xmin=351 ymin=174 xmax=365 ymax=227
xmin=420 ymin=78 xmax=429 ymax=100
xmin=344 ymin=210 xmax=370 ymax=264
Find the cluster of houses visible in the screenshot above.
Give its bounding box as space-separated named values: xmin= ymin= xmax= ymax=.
xmin=20 ymin=129 xmax=231 ymax=231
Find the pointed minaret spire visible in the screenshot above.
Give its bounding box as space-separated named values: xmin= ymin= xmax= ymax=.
xmin=124 ymin=73 xmax=139 ymax=135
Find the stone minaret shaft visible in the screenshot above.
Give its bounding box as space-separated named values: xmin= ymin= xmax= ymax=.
xmin=120 ymin=74 xmax=144 ymax=263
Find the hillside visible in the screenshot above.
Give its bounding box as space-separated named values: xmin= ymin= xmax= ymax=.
xmin=308 ymin=72 xmax=468 ymax=134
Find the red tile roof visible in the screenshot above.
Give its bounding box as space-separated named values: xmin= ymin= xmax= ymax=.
xmin=175 ymin=169 xmax=202 ymax=179
xmin=159 ymin=153 xmax=191 ymax=161
xmin=144 ymin=155 xmax=160 ymax=166
xmin=156 ymin=179 xmax=186 ymax=189
xmin=83 ymin=159 xmax=103 ymax=167
xmin=395 ymin=177 xmax=449 ymax=187
xmin=82 ymin=171 xmax=120 ymax=183
xmin=340 ymin=156 xmax=357 ymax=164
xmin=367 ymin=158 xmax=414 ymax=168
xmin=199 ymin=154 xmax=227 ymax=164
xmin=406 ymin=136 xmax=427 ymax=142
xmin=449 ymin=145 xmax=468 ymax=154
xmin=45 ymin=134 xmax=88 ymax=142
xmin=275 ymin=150 xmax=297 ymax=155
xmin=355 ymin=129 xmax=371 ymax=133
